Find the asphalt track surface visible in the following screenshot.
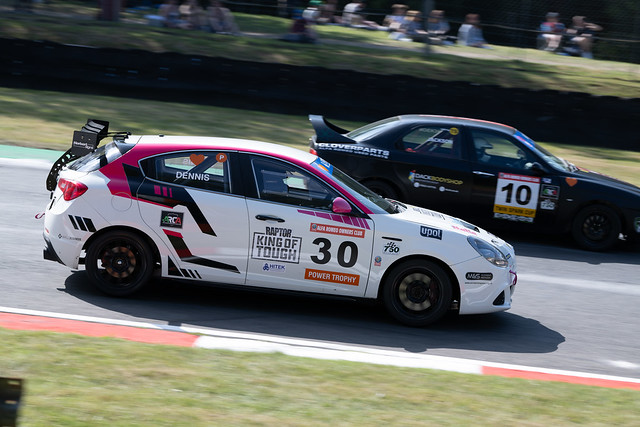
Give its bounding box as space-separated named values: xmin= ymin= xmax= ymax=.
xmin=1 ymin=150 xmax=639 ymax=389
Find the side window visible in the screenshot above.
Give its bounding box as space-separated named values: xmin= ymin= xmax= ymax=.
xmin=251 ymin=157 xmax=340 ymax=210
xmin=471 ymin=130 xmax=533 ymax=168
xmin=399 ymin=126 xmax=461 ymax=158
xmin=144 ymin=152 xmax=231 ymax=193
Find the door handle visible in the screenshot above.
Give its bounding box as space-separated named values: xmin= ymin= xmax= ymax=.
xmin=473 ymin=171 xmax=495 ymax=177
xmin=255 ymin=214 xmax=285 ymax=223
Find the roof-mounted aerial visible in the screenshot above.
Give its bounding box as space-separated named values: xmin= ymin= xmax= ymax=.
xmin=46 ymin=119 xmax=130 ymax=191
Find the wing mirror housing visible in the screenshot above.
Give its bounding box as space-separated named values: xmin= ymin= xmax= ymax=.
xmin=332 ymin=197 xmax=352 ymax=214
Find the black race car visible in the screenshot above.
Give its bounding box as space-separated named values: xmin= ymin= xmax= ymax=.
xmin=309 ymin=114 xmax=640 ymax=251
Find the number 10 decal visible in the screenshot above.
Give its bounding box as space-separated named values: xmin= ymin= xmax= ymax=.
xmin=493 ymin=173 xmax=540 ymax=222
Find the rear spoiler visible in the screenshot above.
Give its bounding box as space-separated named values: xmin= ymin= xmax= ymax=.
xmin=308 ymin=115 xmax=355 ymax=144
xmin=45 ymin=119 xmax=129 ymax=191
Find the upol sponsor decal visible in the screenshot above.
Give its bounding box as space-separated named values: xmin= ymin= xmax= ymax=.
xmin=420 ymin=226 xmax=442 ymax=240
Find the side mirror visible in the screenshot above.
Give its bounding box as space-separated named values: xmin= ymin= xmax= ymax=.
xmin=528 ymin=162 xmax=546 ymax=175
xmin=332 ymin=197 xmax=352 ymax=214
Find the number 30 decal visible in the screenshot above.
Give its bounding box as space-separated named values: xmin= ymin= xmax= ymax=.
xmin=493 ymin=173 xmax=540 ymax=220
xmin=311 ymin=238 xmax=358 ymax=268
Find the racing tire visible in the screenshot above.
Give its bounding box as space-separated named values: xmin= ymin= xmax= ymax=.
xmin=85 ymin=231 xmax=154 ymax=296
xmin=382 ymin=260 xmax=453 ymax=327
xmin=364 ymin=180 xmax=398 ymax=200
xmin=571 ymin=204 xmax=621 ymax=251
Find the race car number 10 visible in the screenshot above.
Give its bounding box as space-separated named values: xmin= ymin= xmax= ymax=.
xmin=493 ymin=172 xmax=540 ymax=222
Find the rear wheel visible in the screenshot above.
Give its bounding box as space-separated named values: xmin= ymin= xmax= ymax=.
xmin=571 ymin=204 xmax=621 ymax=251
xmin=364 ymin=180 xmax=398 ymax=200
xmin=85 ymin=231 xmax=154 ymax=296
xmin=382 ymin=260 xmax=453 ymax=327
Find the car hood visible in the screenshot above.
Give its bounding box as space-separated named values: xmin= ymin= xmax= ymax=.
xmin=573 ymin=168 xmax=640 ymax=196
xmin=395 ymin=203 xmax=514 ymax=255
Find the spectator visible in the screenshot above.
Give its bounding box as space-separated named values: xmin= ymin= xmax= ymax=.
xmin=457 ymin=13 xmax=489 ymax=48
xmin=207 ymin=0 xmax=238 ymax=34
xmin=426 ymin=9 xmax=455 ymax=45
xmin=317 ymin=0 xmax=341 ymax=25
xmin=158 ymin=0 xmax=182 ymax=28
xmin=538 ymin=12 xmax=565 ymax=52
xmin=404 ymin=11 xmax=428 ymax=43
xmin=281 ymin=9 xmax=318 ymax=43
xmin=382 ymin=4 xmax=408 ymax=32
xmin=183 ymin=0 xmax=206 ymax=30
xmin=564 ymin=16 xmax=602 ymax=59
xmin=341 ymin=1 xmax=364 ymax=26
xmin=303 ymin=0 xmax=322 ymax=24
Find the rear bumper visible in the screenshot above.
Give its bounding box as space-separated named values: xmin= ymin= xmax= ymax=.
xmin=43 ymin=234 xmax=64 ymax=264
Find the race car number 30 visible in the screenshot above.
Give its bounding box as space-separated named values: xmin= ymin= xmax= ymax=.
xmin=493 ymin=172 xmax=540 ymax=223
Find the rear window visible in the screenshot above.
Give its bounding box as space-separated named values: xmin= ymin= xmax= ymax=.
xmin=68 ymin=139 xmax=135 ymax=172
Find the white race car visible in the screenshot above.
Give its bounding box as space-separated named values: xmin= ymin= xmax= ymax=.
xmin=43 ymin=120 xmax=517 ymax=326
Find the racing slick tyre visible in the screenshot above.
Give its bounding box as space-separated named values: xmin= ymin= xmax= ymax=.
xmin=85 ymin=231 xmax=154 ymax=296
xmin=571 ymin=204 xmax=621 ymax=251
xmin=382 ymin=260 xmax=453 ymax=327
xmin=364 ymin=180 xmax=397 ymax=200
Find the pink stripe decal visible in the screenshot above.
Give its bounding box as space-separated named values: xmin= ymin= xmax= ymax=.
xmin=297 ymin=209 xmax=370 ymax=230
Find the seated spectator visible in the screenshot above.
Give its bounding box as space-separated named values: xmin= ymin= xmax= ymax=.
xmin=303 ymin=0 xmax=322 ymax=24
xmin=564 ymin=16 xmax=602 ymax=59
xmin=317 ymin=0 xmax=341 ymax=25
xmin=183 ymin=0 xmax=207 ymax=30
xmin=382 ymin=4 xmax=408 ymax=32
xmin=537 ymin=12 xmax=565 ymax=52
xmin=404 ymin=11 xmax=428 ymax=43
xmin=457 ymin=13 xmax=490 ymax=48
xmin=342 ymin=1 xmax=379 ymax=29
xmin=281 ymin=9 xmax=317 ymax=43
xmin=158 ymin=0 xmax=182 ymax=28
xmin=426 ymin=9 xmax=455 ymax=45
xmin=207 ymin=0 xmax=238 ymax=34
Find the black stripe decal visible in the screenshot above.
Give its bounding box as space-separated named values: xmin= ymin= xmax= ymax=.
xmin=84 ymin=218 xmax=96 ymax=232
xmin=167 ymin=257 xmax=183 ymax=277
xmin=181 ymin=269 xmax=192 ymax=278
xmin=75 ymin=216 xmax=87 ymax=231
xmin=165 ymin=232 xmax=240 ymax=274
xmin=68 ymin=215 xmax=78 ymax=230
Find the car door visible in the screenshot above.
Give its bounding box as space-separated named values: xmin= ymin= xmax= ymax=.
xmin=243 ymin=154 xmax=374 ymax=297
xmin=390 ymin=124 xmax=473 ymax=217
xmin=136 ymin=150 xmax=249 ymax=284
xmin=468 ymin=128 xmax=559 ymax=230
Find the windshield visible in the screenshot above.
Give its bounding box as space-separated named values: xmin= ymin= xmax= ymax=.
xmin=311 ymin=158 xmax=397 ymax=214
xmin=514 ymin=130 xmax=574 ymax=172
xmin=346 ymin=117 xmax=399 ymax=142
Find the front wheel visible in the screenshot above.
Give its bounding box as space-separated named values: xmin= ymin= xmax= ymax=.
xmin=382 ymin=260 xmax=453 ymax=327
xmin=85 ymin=231 xmax=154 ymax=296
xmin=571 ymin=205 xmax=621 ymax=251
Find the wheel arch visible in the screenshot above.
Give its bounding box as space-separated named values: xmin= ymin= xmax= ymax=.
xmin=377 ymin=254 xmax=461 ymax=307
xmin=82 ymin=225 xmax=162 ymax=268
xmin=360 ymin=177 xmax=405 ymax=200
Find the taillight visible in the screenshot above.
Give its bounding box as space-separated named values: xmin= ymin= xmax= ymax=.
xmin=309 ymin=148 xmax=318 ymax=155
xmin=58 ymin=178 xmax=88 ymax=201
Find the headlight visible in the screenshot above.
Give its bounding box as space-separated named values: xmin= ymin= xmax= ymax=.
xmin=467 ymin=237 xmax=508 ymax=267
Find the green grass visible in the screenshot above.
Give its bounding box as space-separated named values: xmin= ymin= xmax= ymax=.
xmin=1 ymin=5 xmax=639 ymax=98
xmin=2 ymin=86 xmax=639 ymax=187
xmin=1 ymin=328 xmax=638 ymax=426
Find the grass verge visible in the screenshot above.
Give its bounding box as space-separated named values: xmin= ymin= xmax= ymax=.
xmin=1 ymin=328 xmax=639 ymax=426
xmin=1 ymin=86 xmax=639 ymax=187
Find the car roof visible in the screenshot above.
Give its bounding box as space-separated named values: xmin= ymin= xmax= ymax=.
xmin=130 ymin=135 xmax=318 ymax=164
xmin=395 ymin=114 xmax=517 ymax=134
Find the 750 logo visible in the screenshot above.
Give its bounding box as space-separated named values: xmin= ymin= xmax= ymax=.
xmin=383 ymin=242 xmax=400 ymax=254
